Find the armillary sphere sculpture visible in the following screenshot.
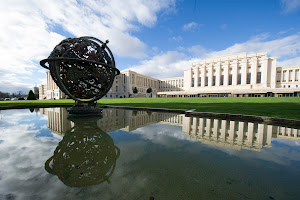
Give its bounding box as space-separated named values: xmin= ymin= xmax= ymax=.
xmin=45 ymin=116 xmax=120 ymax=187
xmin=40 ymin=36 xmax=120 ymax=115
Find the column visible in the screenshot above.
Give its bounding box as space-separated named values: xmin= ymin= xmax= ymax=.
xmin=205 ymin=119 xmax=211 ymax=137
xmin=212 ymin=119 xmax=218 ymax=139
xmin=198 ymin=118 xmax=204 ymax=137
xmin=220 ymin=120 xmax=227 ymax=141
xmin=184 ymin=68 xmax=192 ymax=90
xmin=201 ymin=67 xmax=205 ymax=87
xmin=251 ymin=57 xmax=258 ymax=85
xmin=287 ymin=128 xmax=292 ymax=137
xmin=237 ymin=122 xmax=244 ymax=144
xmin=224 ymin=61 xmax=229 ymax=86
xmin=192 ymin=117 xmax=198 ymax=137
xmin=195 ymin=67 xmax=199 ymax=87
xmin=291 ymin=70 xmax=295 ymax=82
xmin=270 ymin=58 xmax=277 ymax=88
xmin=266 ymin=125 xmax=273 ymax=147
xmin=229 ymin=121 xmax=235 ymax=142
xmin=241 ymin=58 xmax=247 ymax=85
xmin=208 ymin=64 xmax=212 ymax=87
xmin=232 ymin=60 xmax=238 ymax=86
xmin=261 ymin=56 xmax=269 ymax=87
xmin=257 ymin=124 xmax=265 ymax=148
xmin=247 ymin=123 xmax=254 ymax=146
xmin=293 ymin=128 xmax=298 ymax=138
xmin=216 ymin=63 xmax=221 ymax=86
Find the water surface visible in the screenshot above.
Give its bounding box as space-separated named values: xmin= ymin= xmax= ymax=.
xmin=0 ymin=108 xmax=300 ymax=200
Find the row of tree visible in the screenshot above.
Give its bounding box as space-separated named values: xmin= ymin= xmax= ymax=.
xmin=0 ymin=91 xmax=26 ymax=98
xmin=0 ymin=90 xmax=37 ymax=100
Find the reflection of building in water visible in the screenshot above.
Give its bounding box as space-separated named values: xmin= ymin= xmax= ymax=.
xmin=96 ymin=110 xmax=183 ymax=132
xmin=182 ymin=117 xmax=273 ymax=151
xmin=273 ymin=126 xmax=300 ymax=140
xmin=182 ymin=117 xmax=300 ymax=151
xmin=40 ymin=108 xmax=184 ymax=134
xmin=40 ymin=108 xmax=74 ymax=136
xmin=40 ymin=108 xmax=300 ymax=151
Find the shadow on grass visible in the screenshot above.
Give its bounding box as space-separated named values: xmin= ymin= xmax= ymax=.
xmin=99 ymin=102 xmax=300 ymax=119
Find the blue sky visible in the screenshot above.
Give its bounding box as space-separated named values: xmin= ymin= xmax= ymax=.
xmin=0 ymin=0 xmax=300 ymax=93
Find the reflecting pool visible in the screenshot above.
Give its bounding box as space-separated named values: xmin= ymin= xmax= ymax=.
xmin=0 ymin=107 xmax=300 ymax=199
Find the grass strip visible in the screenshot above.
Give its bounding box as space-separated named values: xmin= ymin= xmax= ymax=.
xmin=0 ymin=97 xmax=300 ymax=119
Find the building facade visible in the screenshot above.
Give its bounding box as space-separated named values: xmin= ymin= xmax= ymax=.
xmin=103 ymin=70 xmax=160 ymax=99
xmin=158 ymin=52 xmax=300 ymax=97
xmin=39 ymin=71 xmax=65 ymax=100
xmin=39 ymin=52 xmax=300 ymax=99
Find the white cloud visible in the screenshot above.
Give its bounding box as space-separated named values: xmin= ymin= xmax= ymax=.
xmin=183 ymin=22 xmax=201 ymax=31
xmin=207 ymin=33 xmax=300 ymax=59
xmin=0 ymin=0 xmax=175 ymax=93
xmin=170 ymin=36 xmax=183 ymax=42
xmin=281 ymin=0 xmax=300 ymax=13
xmin=127 ymin=33 xmax=300 ymax=79
xmin=128 ymin=51 xmax=191 ymax=78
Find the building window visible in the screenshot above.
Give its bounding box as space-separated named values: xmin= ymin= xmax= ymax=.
xmin=247 ymin=73 xmax=251 ymax=84
xmin=283 ymin=70 xmax=287 ymax=82
xmin=288 ymin=85 xmax=290 ymax=88
xmin=132 ymin=74 xmax=135 ymax=84
xmin=116 ymin=86 xmax=118 ymax=92
xmin=296 ymin=85 xmax=298 ymax=88
xmin=191 ymin=78 xmax=194 ymax=87
xmin=212 ymin=76 xmax=216 ymax=86
xmin=220 ymin=75 xmax=224 ymax=85
xmin=198 ymin=77 xmax=201 ymax=86
xmin=228 ymin=74 xmax=232 ymax=85
xmin=237 ymin=74 xmax=241 ymax=85
xmin=205 ymin=77 xmax=208 ymax=86
xmin=277 ymin=71 xmax=281 ymax=82
xmin=295 ymin=69 xmax=299 ymax=81
xmin=289 ymin=70 xmax=293 ymax=82
xmin=283 ymin=85 xmax=286 ymax=88
xmin=257 ymin=72 xmax=261 ymax=84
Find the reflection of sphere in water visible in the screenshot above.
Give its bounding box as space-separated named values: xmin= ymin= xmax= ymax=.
xmin=40 ymin=37 xmax=120 ymax=102
xmin=45 ymin=118 xmax=120 ymax=187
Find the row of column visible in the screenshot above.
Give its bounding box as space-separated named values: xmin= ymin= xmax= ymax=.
xmin=184 ymin=117 xmax=273 ymax=149
xmin=159 ymin=79 xmax=184 ymax=89
xmin=131 ymin=74 xmax=158 ymax=89
xmin=280 ymin=69 xmax=300 ymax=83
xmin=188 ymin=57 xmax=274 ymax=89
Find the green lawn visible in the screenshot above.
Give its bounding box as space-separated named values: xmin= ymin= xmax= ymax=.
xmin=1 ymin=97 xmax=300 ymax=119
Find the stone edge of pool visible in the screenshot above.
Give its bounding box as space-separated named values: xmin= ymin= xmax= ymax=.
xmin=1 ymin=104 xmax=299 ymax=128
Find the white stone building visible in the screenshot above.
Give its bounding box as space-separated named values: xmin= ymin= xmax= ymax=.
xmin=103 ymin=70 xmax=160 ymax=99
xmin=39 ymin=71 xmax=65 ymax=100
xmin=39 ymin=52 xmax=300 ymax=99
xmin=158 ymin=52 xmax=300 ymax=97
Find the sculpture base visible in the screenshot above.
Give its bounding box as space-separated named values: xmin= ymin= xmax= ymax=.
xmin=67 ymin=105 xmax=102 ymax=116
